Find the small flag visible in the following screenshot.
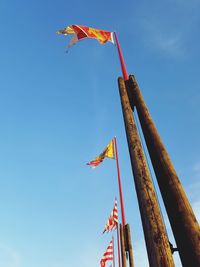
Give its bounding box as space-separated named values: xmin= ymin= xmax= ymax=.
xmin=100 ymin=239 xmax=113 ymax=267
xmin=56 ymin=24 xmax=114 ymax=48
xmin=103 ymin=199 xmax=118 ymax=233
xmin=56 ymin=26 xmax=75 ymax=35
xmin=87 ymin=139 xmax=115 ymax=168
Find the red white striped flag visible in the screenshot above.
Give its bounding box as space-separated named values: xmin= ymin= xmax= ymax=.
xmin=100 ymin=239 xmax=113 ymax=267
xmin=103 ymin=199 xmax=118 ymax=233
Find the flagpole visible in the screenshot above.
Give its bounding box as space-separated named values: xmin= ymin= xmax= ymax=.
xmin=117 ymin=224 xmax=122 ymax=267
xmin=113 ymin=137 xmax=126 ymax=226
xmin=114 ymin=32 xmax=129 ymax=81
xmin=112 ymin=235 xmax=116 ymax=267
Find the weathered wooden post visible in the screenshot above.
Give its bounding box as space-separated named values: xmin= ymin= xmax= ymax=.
xmin=124 ymin=224 xmax=134 ymax=267
xmin=120 ymin=224 xmax=127 ymax=267
xmin=118 ymin=77 xmax=175 ymax=267
xmin=128 ymin=75 xmax=200 ymax=267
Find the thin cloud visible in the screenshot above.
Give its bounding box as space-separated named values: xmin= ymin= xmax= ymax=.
xmin=188 ymin=161 xmax=200 ymax=222
xmin=169 ymin=0 xmax=200 ymax=8
xmin=133 ymin=237 xmax=182 ymax=267
xmin=193 ymin=161 xmax=200 ymax=172
xmin=0 ymin=243 xmax=21 ymax=267
xmin=140 ymin=18 xmax=185 ymax=58
xmin=154 ymin=34 xmax=183 ymax=55
xmin=192 ymin=200 xmax=200 ymax=223
xmin=133 ymin=239 xmax=148 ymax=267
xmin=188 ymin=162 xmax=200 ymax=201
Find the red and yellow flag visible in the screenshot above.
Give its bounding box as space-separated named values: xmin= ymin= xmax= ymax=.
xmin=87 ymin=139 xmax=115 ymax=168
xmin=56 ymin=24 xmax=114 ymax=47
xmin=56 ymin=26 xmax=75 ymax=35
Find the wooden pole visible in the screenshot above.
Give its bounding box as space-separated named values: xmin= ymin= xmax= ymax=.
xmin=118 ymin=77 xmax=175 ymax=267
xmin=120 ymin=224 xmax=127 ymax=267
xmin=128 ymin=75 xmax=200 ymax=267
xmin=125 ymin=224 xmax=134 ymax=267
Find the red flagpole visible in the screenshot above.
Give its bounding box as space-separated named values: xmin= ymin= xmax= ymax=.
xmin=114 ymin=32 xmax=129 ymax=81
xmin=112 ymin=235 xmax=116 ymax=267
xmin=113 ymin=137 xmax=126 ymax=226
xmin=117 ymin=224 xmax=122 ymax=267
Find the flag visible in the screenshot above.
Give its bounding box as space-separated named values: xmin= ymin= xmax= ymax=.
xmin=87 ymin=139 xmax=115 ymax=168
xmin=103 ymin=199 xmax=118 ymax=233
xmin=100 ymin=239 xmax=113 ymax=267
xmin=56 ymin=24 xmax=114 ymax=48
xmin=56 ymin=26 xmax=75 ymax=35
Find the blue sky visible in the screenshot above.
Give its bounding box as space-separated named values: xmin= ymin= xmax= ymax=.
xmin=0 ymin=0 xmax=200 ymax=267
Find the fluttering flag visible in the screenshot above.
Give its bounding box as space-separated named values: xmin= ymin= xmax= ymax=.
xmin=87 ymin=139 xmax=115 ymax=168
xmin=56 ymin=26 xmax=75 ymax=35
xmin=100 ymin=239 xmax=113 ymax=267
xmin=56 ymin=24 xmax=114 ymax=48
xmin=103 ymin=199 xmax=118 ymax=233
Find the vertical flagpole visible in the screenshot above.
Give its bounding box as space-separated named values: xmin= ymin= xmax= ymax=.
xmin=113 ymin=139 xmax=135 ymax=267
xmin=112 ymin=235 xmax=116 ymax=267
xmin=117 ymin=225 xmax=121 ymax=267
xmin=114 ymin=32 xmax=129 ymax=81
xmin=113 ymin=137 xmax=126 ymax=226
